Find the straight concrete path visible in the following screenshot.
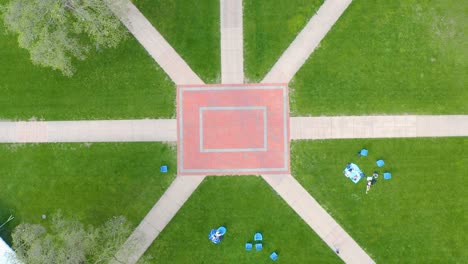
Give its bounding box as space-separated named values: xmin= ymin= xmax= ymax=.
xmin=0 ymin=120 xmax=177 ymax=143
xmin=290 ymin=115 xmax=468 ymax=140
xmin=262 ymin=0 xmax=352 ymax=84
xmin=262 ymin=174 xmax=375 ymax=264
xmin=221 ymin=0 xmax=244 ymax=84
xmin=112 ymin=175 xmax=206 ymax=264
xmin=107 ymin=0 xmax=204 ymax=85
xmin=1 ymin=115 xmax=467 ymax=143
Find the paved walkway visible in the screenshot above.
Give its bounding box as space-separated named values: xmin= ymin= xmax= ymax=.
xmin=107 ymin=0 xmax=204 ymax=85
xmin=5 ymin=1 xmax=466 ymax=263
xmin=0 ymin=120 xmax=176 ymax=143
xmin=221 ymin=0 xmax=244 ymax=84
xmin=177 ymin=84 xmax=289 ymax=175
xmin=290 ymin=115 xmax=468 ymax=139
xmin=112 ymin=175 xmax=206 ymax=264
xmin=1 ymin=115 xmax=467 ymax=143
xmin=262 ymin=174 xmax=375 ymax=264
xmin=262 ymin=0 xmax=352 ymax=84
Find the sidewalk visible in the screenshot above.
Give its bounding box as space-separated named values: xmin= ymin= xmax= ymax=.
xmin=221 ymin=0 xmax=244 ymax=84
xmin=262 ymin=0 xmax=353 ymax=84
xmin=290 ymin=115 xmax=468 ymax=139
xmin=2 ymin=115 xmax=467 ymax=143
xmin=262 ymin=174 xmax=375 ymax=264
xmin=112 ymin=175 xmax=206 ymax=264
xmin=0 ymin=120 xmax=177 ymax=143
xmin=107 ymin=0 xmax=204 ymax=85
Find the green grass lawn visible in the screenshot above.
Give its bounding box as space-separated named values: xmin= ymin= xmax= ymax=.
xmin=133 ymin=0 xmax=220 ymax=83
xmin=0 ymin=143 xmax=176 ymax=244
xmin=291 ymin=0 xmax=467 ymax=116
xmin=0 ymin=3 xmax=175 ymax=120
xmin=141 ymin=177 xmax=341 ymax=264
xmin=291 ymin=138 xmax=467 ymax=263
xmin=244 ymin=0 xmax=324 ymax=82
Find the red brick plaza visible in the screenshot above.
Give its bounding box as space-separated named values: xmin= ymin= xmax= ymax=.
xmin=177 ymin=84 xmax=290 ymax=175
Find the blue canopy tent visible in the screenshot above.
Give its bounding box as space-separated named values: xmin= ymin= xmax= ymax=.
xmin=384 ymin=172 xmax=392 ymax=180
xmin=376 ymin=159 xmax=385 ymax=167
xmin=270 ymin=252 xmax=279 ymax=261
xmin=343 ymin=163 xmax=364 ymax=183
xmin=245 ymin=243 xmax=252 ymax=251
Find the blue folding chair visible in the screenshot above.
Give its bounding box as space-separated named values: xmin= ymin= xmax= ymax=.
xmin=245 ymin=243 xmax=252 ymax=251
xmin=384 ymin=172 xmax=392 ymax=180
xmin=160 ymin=165 xmax=168 ymax=173
xmin=270 ymin=252 xmax=278 ymax=261
xmin=254 ymin=232 xmax=262 ymax=241
xmin=359 ymin=149 xmax=369 ymax=156
xmin=376 ymin=159 xmax=385 ymax=167
xmin=255 ymin=243 xmax=263 ymax=251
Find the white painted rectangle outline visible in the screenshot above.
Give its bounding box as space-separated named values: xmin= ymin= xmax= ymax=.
xmin=179 ymin=85 xmax=289 ymax=173
xmin=199 ymin=106 xmax=267 ymax=152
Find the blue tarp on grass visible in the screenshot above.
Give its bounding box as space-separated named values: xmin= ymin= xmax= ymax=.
xmin=344 ymin=163 xmax=364 ymax=183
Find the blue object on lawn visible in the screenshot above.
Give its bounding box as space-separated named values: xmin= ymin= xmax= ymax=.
xmin=245 ymin=243 xmax=252 ymax=251
xmin=360 ymin=149 xmax=369 ymax=156
xmin=208 ymin=229 xmax=220 ymax=244
xmin=376 ymin=160 xmax=385 ymax=167
xmin=160 ymin=165 xmax=168 ymax=173
xmin=384 ymin=172 xmax=392 ymax=180
xmin=208 ymin=226 xmax=226 ymax=244
xmin=343 ymin=163 xmax=364 ymax=183
xmin=270 ymin=252 xmax=278 ymax=261
xmin=255 ymin=243 xmax=263 ymax=251
xmin=217 ymin=226 xmax=227 ymax=236
xmin=254 ymin=232 xmax=263 ymax=241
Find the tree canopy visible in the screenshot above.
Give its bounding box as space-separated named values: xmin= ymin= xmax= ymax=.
xmin=1 ymin=0 xmax=127 ymax=76
xmin=11 ymin=213 xmax=134 ymax=264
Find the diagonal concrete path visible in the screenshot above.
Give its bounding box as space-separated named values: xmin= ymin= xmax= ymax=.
xmin=111 ymin=175 xmax=206 ymax=264
xmin=262 ymin=174 xmax=375 ymax=264
xmin=220 ymin=0 xmax=244 ymax=84
xmin=0 ymin=120 xmax=177 ymax=143
xmin=107 ymin=0 xmax=204 ymax=85
xmin=262 ymin=0 xmax=353 ymax=84
xmin=290 ymin=115 xmax=468 ymax=139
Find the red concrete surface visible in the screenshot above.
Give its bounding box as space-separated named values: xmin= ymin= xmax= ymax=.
xmin=202 ymin=109 xmax=265 ymax=150
xmin=177 ymin=84 xmax=289 ymax=175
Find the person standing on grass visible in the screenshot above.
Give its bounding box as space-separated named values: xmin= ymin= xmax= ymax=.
xmin=366 ymin=175 xmax=378 ymax=194
xmin=366 ymin=180 xmax=372 ymax=194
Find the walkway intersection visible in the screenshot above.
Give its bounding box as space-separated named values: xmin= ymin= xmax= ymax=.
xmin=2 ymin=0 xmax=466 ymax=263
xmin=177 ymin=84 xmax=289 ymax=176
xmin=2 ymin=116 xmax=467 ymax=143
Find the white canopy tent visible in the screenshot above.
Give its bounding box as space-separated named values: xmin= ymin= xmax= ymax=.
xmin=0 ymin=237 xmax=17 ymax=264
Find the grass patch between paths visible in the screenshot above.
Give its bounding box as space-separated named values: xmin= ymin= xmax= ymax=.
xmin=244 ymin=0 xmax=324 ymax=82
xmin=0 ymin=142 xmax=176 ymax=244
xmin=141 ymin=177 xmax=341 ymax=264
xmin=292 ymin=137 xmax=467 ymax=263
xmin=0 ymin=0 xmax=175 ymax=120
xmin=291 ymin=0 xmax=467 ymax=115
xmin=133 ymin=0 xmax=220 ymax=83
